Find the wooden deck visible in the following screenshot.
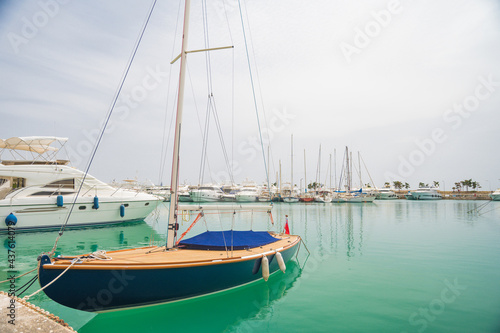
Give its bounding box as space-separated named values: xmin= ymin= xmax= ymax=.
xmin=45 ymin=234 xmax=300 ymax=270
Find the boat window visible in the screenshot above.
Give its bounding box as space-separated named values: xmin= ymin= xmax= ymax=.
xmin=12 ymin=177 xmax=26 ymax=189
xmin=79 ymin=206 xmax=86 ymax=210
xmin=29 ymin=191 xmax=75 ymax=196
xmin=0 ymin=177 xmax=11 ymax=200
xmin=43 ymin=179 xmax=75 ymax=189
xmin=0 ymin=178 xmax=8 ymax=187
xmin=124 ymin=204 xmax=129 ymax=207
xmin=145 ymin=202 xmax=150 ymax=206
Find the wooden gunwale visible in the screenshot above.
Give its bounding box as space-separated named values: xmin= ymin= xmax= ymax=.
xmin=43 ymin=234 xmax=300 ymax=271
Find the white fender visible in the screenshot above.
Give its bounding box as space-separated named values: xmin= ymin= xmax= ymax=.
xmin=276 ymin=251 xmax=286 ymax=273
xmin=261 ymin=255 xmax=270 ymax=281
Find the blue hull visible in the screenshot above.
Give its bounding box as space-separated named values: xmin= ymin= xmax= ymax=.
xmin=38 ymin=244 xmax=299 ymax=312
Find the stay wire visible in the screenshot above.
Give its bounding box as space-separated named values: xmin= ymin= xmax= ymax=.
xmin=50 ymin=0 xmax=159 ymax=255
xmin=241 ymin=0 xmax=276 ymax=180
xmin=158 ymin=0 xmax=183 ymax=185
xmin=209 ymin=95 xmax=235 ymax=184
xmin=237 ymin=0 xmax=270 ymax=190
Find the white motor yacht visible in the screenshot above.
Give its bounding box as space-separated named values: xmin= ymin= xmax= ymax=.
xmin=491 ymin=189 xmax=500 ymax=201
xmin=189 ymin=185 xmax=223 ymax=202
xmin=405 ymin=187 xmax=442 ymax=200
xmin=235 ymin=181 xmax=259 ymax=202
xmin=0 ymin=137 xmax=162 ymax=232
xmin=375 ymin=188 xmax=398 ymax=200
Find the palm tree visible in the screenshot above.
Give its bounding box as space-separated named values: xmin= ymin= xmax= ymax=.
xmin=461 ymin=179 xmax=473 ymax=192
xmin=393 ymin=181 xmax=403 ymax=190
xmin=433 ymin=181 xmax=439 ymax=188
xmin=404 ymin=182 xmax=410 ymax=189
xmin=471 ymin=181 xmax=481 ymax=191
xmin=308 ymin=182 xmax=321 ymax=190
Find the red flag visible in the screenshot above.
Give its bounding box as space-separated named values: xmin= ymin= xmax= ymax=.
xmin=284 ymin=215 xmax=290 ymax=235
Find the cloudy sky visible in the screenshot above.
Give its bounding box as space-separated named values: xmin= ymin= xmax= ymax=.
xmin=1 ymin=0 xmax=500 ymax=191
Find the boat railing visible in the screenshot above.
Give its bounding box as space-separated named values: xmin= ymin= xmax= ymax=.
xmin=108 ymin=184 xmax=145 ymax=197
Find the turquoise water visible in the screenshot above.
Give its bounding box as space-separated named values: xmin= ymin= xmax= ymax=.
xmin=1 ymin=201 xmax=500 ymax=332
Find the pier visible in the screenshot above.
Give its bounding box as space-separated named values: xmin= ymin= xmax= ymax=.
xmin=0 ymin=291 xmax=76 ymax=333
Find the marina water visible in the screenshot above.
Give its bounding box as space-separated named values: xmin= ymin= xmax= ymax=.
xmin=1 ymin=200 xmax=499 ymax=332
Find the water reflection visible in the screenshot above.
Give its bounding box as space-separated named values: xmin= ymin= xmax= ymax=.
xmin=0 ymin=222 xmax=162 ymax=282
xmin=275 ymin=203 xmax=369 ymax=259
xmin=79 ymin=260 xmax=303 ymax=333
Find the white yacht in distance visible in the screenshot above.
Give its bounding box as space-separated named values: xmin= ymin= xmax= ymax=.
xmin=0 ymin=137 xmax=162 ymax=232
xmin=490 ymin=189 xmax=500 ymax=201
xmin=375 ymin=187 xmax=398 ymax=200
xmin=405 ymin=187 xmax=442 ymax=200
xmin=314 ymin=189 xmax=333 ymax=203
xmin=235 ymin=180 xmax=259 ymax=202
xmin=189 ymin=184 xmax=224 ymax=202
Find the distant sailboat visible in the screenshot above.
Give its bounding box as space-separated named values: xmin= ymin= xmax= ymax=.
xmin=283 ymin=135 xmax=299 ymax=203
xmin=338 ymin=147 xmax=375 ymax=203
xmin=36 ymin=0 xmax=301 ymax=312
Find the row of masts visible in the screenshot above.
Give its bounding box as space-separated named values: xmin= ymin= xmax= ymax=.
xmin=272 ymin=136 xmax=376 ymax=195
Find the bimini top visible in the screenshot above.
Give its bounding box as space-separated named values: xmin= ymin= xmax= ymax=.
xmin=0 ymin=136 xmax=68 ymax=154
xmin=178 ymin=230 xmax=280 ymax=250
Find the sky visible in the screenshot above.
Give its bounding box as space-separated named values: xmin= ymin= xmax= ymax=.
xmin=1 ymin=0 xmax=500 ymax=191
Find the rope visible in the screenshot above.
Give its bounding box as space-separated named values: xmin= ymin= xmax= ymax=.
xmin=88 ymin=250 xmax=112 ymax=260
xmin=23 ymin=257 xmax=82 ymax=301
xmin=16 ymin=275 xmax=38 ymax=298
xmin=176 ymin=212 xmax=203 ymax=245
xmin=467 ymin=200 xmax=491 ymax=214
xmin=0 ymin=267 xmax=37 ymax=284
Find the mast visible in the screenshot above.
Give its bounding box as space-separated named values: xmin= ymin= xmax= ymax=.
xmin=350 ymin=150 xmax=353 ymax=191
xmin=318 ymin=145 xmax=321 ymax=190
xmin=304 ymin=149 xmax=307 ymax=194
xmin=329 ymin=153 xmax=332 ymax=190
xmin=267 ymin=145 xmax=270 ymax=194
xmin=279 ymin=159 xmax=282 ymax=198
xmin=334 ymin=148 xmax=337 ymax=191
xmin=345 ymin=146 xmax=350 ymax=191
xmin=358 ymin=151 xmax=362 ymax=189
xmin=167 ymin=0 xmax=191 ymax=249
xmin=290 ymin=134 xmax=293 ymax=196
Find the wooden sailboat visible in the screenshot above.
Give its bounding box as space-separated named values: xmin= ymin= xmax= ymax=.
xmin=37 ymin=0 xmax=300 ymax=312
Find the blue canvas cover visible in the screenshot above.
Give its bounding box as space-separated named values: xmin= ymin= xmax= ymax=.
xmin=179 ymin=230 xmax=279 ymax=250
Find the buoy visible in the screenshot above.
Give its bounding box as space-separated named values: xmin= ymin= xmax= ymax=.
xmin=5 ymin=213 xmax=17 ymax=226
xmin=120 ymin=204 xmax=125 ymax=217
xmin=276 ymin=251 xmax=286 ymax=273
xmin=93 ymin=196 xmax=99 ymax=209
xmin=261 ymin=255 xmax=270 ymax=281
xmin=56 ymin=195 xmax=63 ymax=207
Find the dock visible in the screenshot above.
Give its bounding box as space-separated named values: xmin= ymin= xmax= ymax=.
xmin=0 ymin=291 xmax=76 ymax=333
